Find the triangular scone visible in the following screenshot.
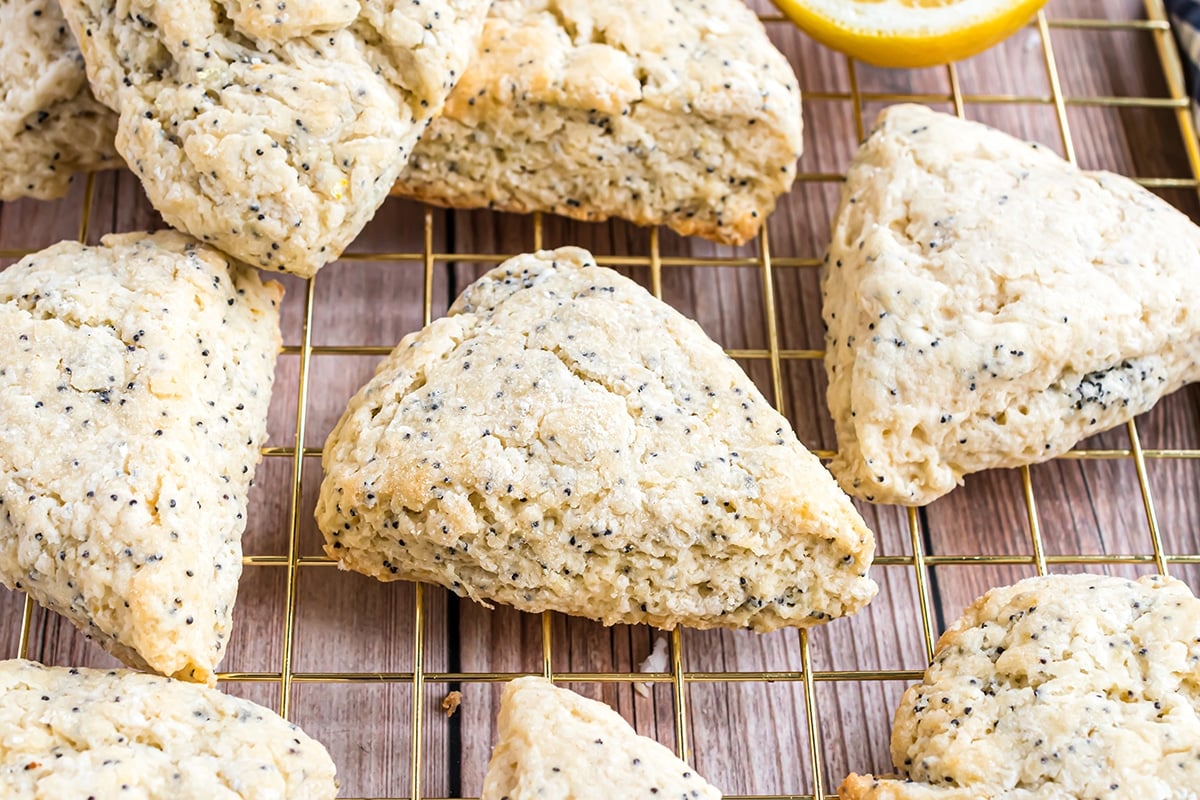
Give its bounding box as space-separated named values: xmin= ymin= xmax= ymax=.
xmin=823 ymin=104 xmax=1200 ymax=505
xmin=393 ymin=0 xmax=802 ymax=246
xmin=317 ymin=247 xmax=876 ymax=632
xmin=1 ymin=659 xmax=337 ymax=797
xmin=0 ymin=232 xmax=281 ymax=683
xmin=482 ymin=677 xmax=721 ymax=800
xmin=840 ymin=573 xmax=1200 ymax=800
xmin=0 ymin=0 xmax=118 ymax=200
xmin=60 ymin=0 xmax=488 ymax=277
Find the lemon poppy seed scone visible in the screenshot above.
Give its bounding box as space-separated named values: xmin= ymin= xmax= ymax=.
xmin=317 ymin=247 xmax=877 ymax=632
xmin=481 ymin=677 xmax=721 ymax=800
xmin=59 ymin=0 xmax=488 ymax=277
xmin=393 ymin=0 xmax=802 ymax=246
xmin=839 ymin=573 xmax=1200 ymax=800
xmin=0 ymin=0 xmax=118 ymax=200
xmin=0 ymin=659 xmax=337 ymax=798
xmin=0 ymin=232 xmax=281 ymax=684
xmin=823 ymin=105 xmax=1200 ymax=506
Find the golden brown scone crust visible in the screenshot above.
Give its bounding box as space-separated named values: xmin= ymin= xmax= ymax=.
xmin=840 ymin=574 xmax=1200 ymax=799
xmin=317 ymin=247 xmax=876 ymax=632
xmin=394 ymin=0 xmax=802 ymax=245
xmin=0 ymin=232 xmax=281 ymax=683
xmin=825 ymin=105 xmax=1200 ymax=505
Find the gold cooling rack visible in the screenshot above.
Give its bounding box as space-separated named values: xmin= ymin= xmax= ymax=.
xmin=4 ymin=1 xmax=1200 ymax=798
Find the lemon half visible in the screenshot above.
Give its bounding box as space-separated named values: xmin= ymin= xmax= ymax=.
xmin=771 ymin=0 xmax=1049 ymax=68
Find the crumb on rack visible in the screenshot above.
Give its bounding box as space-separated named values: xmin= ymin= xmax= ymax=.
xmin=635 ymin=636 xmax=670 ymax=698
xmin=442 ymin=690 xmax=463 ymax=718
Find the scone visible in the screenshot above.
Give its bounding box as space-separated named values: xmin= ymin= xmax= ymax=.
xmin=1 ymin=659 xmax=337 ymax=798
xmin=393 ymin=0 xmax=802 ymax=246
xmin=0 ymin=0 xmax=118 ymax=200
xmin=316 ymin=247 xmax=877 ymax=632
xmin=823 ymin=104 xmax=1200 ymax=505
xmin=482 ymin=677 xmax=721 ymax=800
xmin=0 ymin=232 xmax=281 ymax=683
xmin=840 ymin=573 xmax=1200 ymax=800
xmin=60 ymin=0 xmax=489 ymax=277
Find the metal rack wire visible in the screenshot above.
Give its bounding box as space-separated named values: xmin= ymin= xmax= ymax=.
xmin=4 ymin=1 xmax=1200 ymax=798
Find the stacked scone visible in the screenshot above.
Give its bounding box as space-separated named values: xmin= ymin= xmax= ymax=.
xmin=3 ymin=1 xmax=1200 ymax=799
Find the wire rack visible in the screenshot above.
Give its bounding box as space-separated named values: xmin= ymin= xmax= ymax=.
xmin=3 ymin=0 xmax=1200 ymax=798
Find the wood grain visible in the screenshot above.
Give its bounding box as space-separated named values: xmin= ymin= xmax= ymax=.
xmin=2 ymin=1 xmax=1199 ymax=798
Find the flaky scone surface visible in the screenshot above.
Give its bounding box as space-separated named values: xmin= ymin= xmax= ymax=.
xmin=0 ymin=0 xmax=118 ymax=200
xmin=394 ymin=0 xmax=802 ymax=245
xmin=824 ymin=104 xmax=1200 ymax=505
xmin=61 ymin=0 xmax=488 ymax=277
xmin=318 ymin=247 xmax=875 ymax=631
xmin=481 ymin=677 xmax=721 ymax=800
xmin=0 ymin=231 xmax=281 ymax=683
xmin=0 ymin=659 xmax=336 ymax=798
xmin=840 ymin=573 xmax=1200 ymax=800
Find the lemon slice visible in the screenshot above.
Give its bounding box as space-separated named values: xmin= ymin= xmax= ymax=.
xmin=771 ymin=0 xmax=1048 ymax=68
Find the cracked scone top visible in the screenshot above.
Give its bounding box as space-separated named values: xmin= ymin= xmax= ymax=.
xmin=0 ymin=659 xmax=337 ymax=798
xmin=481 ymin=677 xmax=721 ymax=800
xmin=0 ymin=231 xmax=281 ymax=684
xmin=823 ymin=104 xmax=1200 ymax=506
xmin=0 ymin=0 xmax=118 ymax=200
xmin=394 ymin=0 xmax=802 ymax=246
xmin=840 ymin=573 xmax=1200 ymax=800
xmin=317 ymin=247 xmax=877 ymax=632
xmin=59 ymin=0 xmax=489 ymax=277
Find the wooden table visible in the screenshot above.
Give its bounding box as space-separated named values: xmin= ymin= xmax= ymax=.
xmin=1 ymin=1 xmax=1197 ymax=797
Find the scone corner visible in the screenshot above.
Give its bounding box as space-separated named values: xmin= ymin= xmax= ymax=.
xmin=828 ymin=447 xmax=959 ymax=508
xmin=837 ymin=773 xmax=909 ymax=800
